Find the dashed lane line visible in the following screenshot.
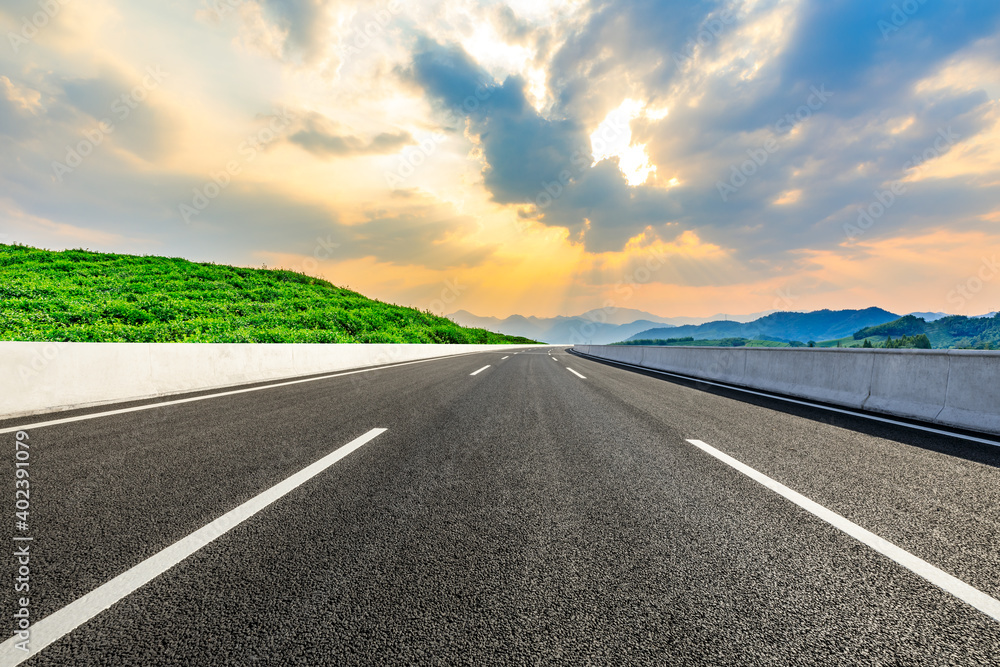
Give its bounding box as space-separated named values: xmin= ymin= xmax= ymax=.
xmin=0 ymin=351 xmax=517 ymax=435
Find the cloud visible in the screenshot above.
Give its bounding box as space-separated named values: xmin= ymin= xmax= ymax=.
xmin=523 ymin=0 xmax=1000 ymax=262
xmin=0 ymin=75 xmax=41 ymax=138
xmin=4 ymin=0 xmax=1000 ymax=318
xmin=175 ymin=188 xmax=497 ymax=270
xmin=778 ymin=0 xmax=1000 ymax=106
xmin=406 ymin=39 xmax=588 ymax=204
xmin=342 ymin=209 xmax=497 ymax=268
xmin=405 ymin=37 xmax=678 ymax=252
xmin=287 ymin=111 xmax=412 ymax=157
xmin=491 ymin=4 xmax=532 ymax=44
xmin=256 ymin=0 xmax=338 ymax=62
xmin=58 ymin=66 xmax=176 ymax=162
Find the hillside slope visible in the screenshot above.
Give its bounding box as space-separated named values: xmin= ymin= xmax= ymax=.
xmin=628 ymin=307 xmax=900 ymax=344
xmin=0 ymin=245 xmax=538 ymax=344
xmin=854 ymin=313 xmax=1000 ymax=349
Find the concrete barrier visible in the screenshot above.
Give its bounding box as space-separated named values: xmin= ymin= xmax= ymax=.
xmin=643 ymin=346 xmax=748 ymax=385
xmin=865 ymin=350 xmax=951 ymax=422
xmin=742 ymin=348 xmax=874 ymax=409
xmin=938 ymin=351 xmax=1000 ymax=435
xmin=572 ymin=345 xmax=1000 ymax=436
xmin=1 ymin=342 xmax=544 ymax=420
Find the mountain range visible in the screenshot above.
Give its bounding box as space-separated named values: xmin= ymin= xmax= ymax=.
xmin=626 ymin=308 xmax=901 ymax=344
xmin=448 ymin=308 xmax=778 ymax=344
xmin=449 ymin=307 xmax=997 ymax=345
xmin=448 ymin=309 xmax=675 ymax=345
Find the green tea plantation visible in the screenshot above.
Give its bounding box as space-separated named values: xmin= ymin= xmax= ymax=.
xmin=0 ymin=244 xmax=538 ymax=345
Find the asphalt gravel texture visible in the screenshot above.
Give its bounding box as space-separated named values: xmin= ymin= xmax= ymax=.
xmin=2 ymin=347 xmax=1000 ymax=665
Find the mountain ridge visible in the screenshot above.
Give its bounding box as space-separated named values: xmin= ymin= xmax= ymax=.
xmin=627 ymin=307 xmax=902 ymax=344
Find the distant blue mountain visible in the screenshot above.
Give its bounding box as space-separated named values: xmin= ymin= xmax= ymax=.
xmin=627 ymin=307 xmax=901 ymax=344
xmin=448 ymin=310 xmax=676 ymax=344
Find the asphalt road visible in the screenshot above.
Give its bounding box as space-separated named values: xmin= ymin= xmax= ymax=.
xmin=2 ymin=346 xmax=1000 ymax=665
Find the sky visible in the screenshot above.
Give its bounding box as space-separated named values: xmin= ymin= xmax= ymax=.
xmin=1 ymin=0 xmax=999 ymax=319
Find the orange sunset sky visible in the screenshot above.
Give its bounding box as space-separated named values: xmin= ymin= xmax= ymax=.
xmin=1 ymin=0 xmax=999 ymax=319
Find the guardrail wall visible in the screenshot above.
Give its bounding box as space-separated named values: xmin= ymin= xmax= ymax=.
xmin=572 ymin=345 xmax=1000 ymax=436
xmin=1 ymin=342 xmax=543 ymax=420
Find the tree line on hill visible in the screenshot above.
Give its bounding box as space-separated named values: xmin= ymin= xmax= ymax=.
xmin=854 ymin=313 xmax=1000 ymax=349
xmin=860 ymin=334 xmax=931 ymax=349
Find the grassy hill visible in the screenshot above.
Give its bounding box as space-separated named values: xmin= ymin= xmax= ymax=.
xmin=853 ymin=314 xmax=1000 ymax=349
xmin=0 ymin=244 xmax=538 ymax=344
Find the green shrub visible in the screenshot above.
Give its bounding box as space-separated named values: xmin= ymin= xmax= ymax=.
xmin=0 ymin=244 xmax=538 ymax=345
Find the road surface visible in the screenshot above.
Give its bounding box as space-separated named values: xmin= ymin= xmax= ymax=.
xmin=1 ymin=347 xmax=999 ymax=665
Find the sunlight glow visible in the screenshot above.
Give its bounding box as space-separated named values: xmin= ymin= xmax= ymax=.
xmin=589 ymin=99 xmax=669 ymax=186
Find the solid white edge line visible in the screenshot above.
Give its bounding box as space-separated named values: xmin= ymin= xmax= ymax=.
xmin=685 ymin=439 xmax=1000 ymax=624
xmin=470 ymin=365 xmax=491 ymax=376
xmin=567 ymin=368 xmax=586 ymax=379
xmin=571 ymin=351 xmax=1000 ymax=448
xmin=0 ymin=428 xmax=388 ymax=666
xmin=0 ymin=349 xmax=523 ymax=435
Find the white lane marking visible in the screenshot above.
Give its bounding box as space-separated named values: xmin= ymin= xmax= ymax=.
xmin=470 ymin=365 xmax=491 ymax=376
xmin=501 ymin=356 xmax=509 ymax=360
xmin=571 ymin=351 xmax=1000 ymax=449
xmin=567 ymin=368 xmax=587 ymax=379
xmin=0 ymin=428 xmax=387 ymax=666
xmin=0 ymin=351 xmax=515 ymax=435
xmin=552 ymin=357 xmax=559 ymax=361
xmin=686 ymin=439 xmax=1000 ymax=623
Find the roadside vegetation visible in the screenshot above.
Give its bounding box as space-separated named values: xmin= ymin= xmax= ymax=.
xmin=616 ymin=315 xmax=1000 ymax=350
xmin=0 ymin=244 xmax=539 ymax=344
xmin=853 ymin=314 xmax=1000 ymax=349
xmin=615 ymin=337 xmax=800 ymax=348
